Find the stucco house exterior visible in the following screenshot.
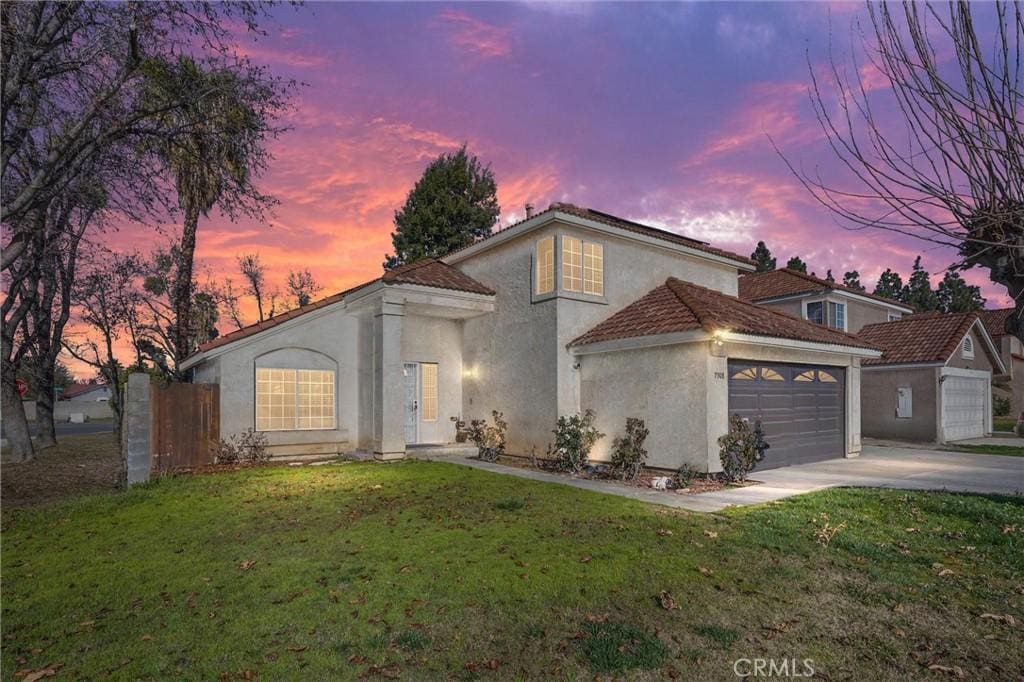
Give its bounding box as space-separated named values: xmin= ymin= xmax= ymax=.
xmin=739 ymin=268 xmax=914 ymax=333
xmin=858 ymin=312 xmax=1005 ymax=443
xmin=181 ymin=203 xmax=882 ymax=471
xmin=60 ymin=382 xmax=113 ymax=402
xmin=978 ymin=308 xmax=1024 ymax=416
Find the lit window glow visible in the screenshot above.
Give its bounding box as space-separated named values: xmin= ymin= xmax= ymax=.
xmin=256 ymin=368 xmax=335 ymax=431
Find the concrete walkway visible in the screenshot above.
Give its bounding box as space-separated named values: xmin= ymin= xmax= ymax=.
xmin=435 ymin=445 xmax=1024 ymax=513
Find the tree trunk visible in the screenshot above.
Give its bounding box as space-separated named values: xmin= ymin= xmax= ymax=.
xmin=1 ymin=374 xmax=34 ymax=462
xmin=34 ymin=363 xmax=57 ymax=449
xmin=172 ymin=207 xmax=200 ymax=376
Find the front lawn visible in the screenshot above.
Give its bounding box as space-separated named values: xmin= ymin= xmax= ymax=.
xmin=3 ymin=459 xmax=1022 ymax=679
xmin=942 ymin=443 xmax=1024 ymax=457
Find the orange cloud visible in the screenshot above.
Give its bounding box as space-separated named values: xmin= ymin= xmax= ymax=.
xmin=434 ymin=9 xmax=512 ymax=60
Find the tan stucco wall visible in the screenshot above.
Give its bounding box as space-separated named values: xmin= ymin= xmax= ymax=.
xmin=456 ymin=218 xmax=743 ymax=455
xmin=861 ymin=366 xmax=939 ymax=442
xmin=579 ymin=339 xmax=864 ymax=472
xmin=946 ymin=325 xmax=997 ymax=373
xmin=757 ymin=294 xmax=898 ymax=333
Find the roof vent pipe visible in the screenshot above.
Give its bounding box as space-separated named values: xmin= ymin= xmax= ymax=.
xmin=525 ymin=202 xmax=534 ymax=219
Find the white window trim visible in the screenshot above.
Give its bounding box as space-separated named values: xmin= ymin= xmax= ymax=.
xmin=802 ymin=297 xmax=848 ymax=332
xmin=255 ymin=367 xmax=337 ymax=432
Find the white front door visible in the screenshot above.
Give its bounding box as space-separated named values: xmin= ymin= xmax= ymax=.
xmin=403 ymin=363 xmax=419 ymax=444
xmin=941 ymin=375 xmax=987 ymax=441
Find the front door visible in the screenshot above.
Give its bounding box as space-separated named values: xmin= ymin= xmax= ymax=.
xmin=403 ymin=363 xmax=419 ymax=444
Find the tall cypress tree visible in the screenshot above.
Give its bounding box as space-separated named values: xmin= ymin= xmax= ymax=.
xmin=786 ymin=256 xmax=808 ymax=273
xmin=750 ymin=241 xmax=776 ymax=272
xmin=384 ymin=145 xmax=500 ymax=269
xmin=873 ymin=268 xmax=905 ymax=301
xmin=937 ymin=269 xmax=985 ymax=313
xmin=903 ymin=256 xmax=940 ymax=312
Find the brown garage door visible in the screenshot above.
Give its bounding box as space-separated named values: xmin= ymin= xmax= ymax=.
xmin=727 ymin=362 xmax=845 ymax=469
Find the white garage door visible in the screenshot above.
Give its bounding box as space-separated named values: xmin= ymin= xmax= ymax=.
xmin=941 ymin=376 xmax=987 ymax=441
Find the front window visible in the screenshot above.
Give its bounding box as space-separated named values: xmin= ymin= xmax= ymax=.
xmin=536 ymin=236 xmax=554 ymax=294
xmin=806 ymin=301 xmax=845 ymax=330
xmin=420 ymin=363 xmax=438 ymax=421
xmin=562 ymin=236 xmax=583 ymax=292
xmin=256 ymin=368 xmax=336 ymax=431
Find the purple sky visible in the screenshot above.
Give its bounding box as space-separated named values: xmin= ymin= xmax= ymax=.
xmin=99 ymin=1 xmax=1011 ymax=360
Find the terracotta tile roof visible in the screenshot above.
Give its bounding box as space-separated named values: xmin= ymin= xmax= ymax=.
xmin=857 ymin=312 xmax=980 ymax=366
xmin=570 ymin=277 xmax=879 ymax=351
xmin=194 ymin=259 xmax=492 ymax=354
xmin=978 ymin=308 xmax=1013 ymax=339
xmin=444 ymin=203 xmax=755 ymax=267
xmin=739 ymin=268 xmax=910 ymax=309
xmin=60 ymin=382 xmax=108 ymax=399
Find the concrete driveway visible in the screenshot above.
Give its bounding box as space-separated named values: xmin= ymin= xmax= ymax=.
xmin=446 ymin=444 xmax=1023 ymax=513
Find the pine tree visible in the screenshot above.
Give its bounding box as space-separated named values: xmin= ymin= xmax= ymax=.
xmin=842 ymin=270 xmax=865 ymax=291
xmin=903 ymin=256 xmax=940 ymax=312
xmin=385 ymin=145 xmax=500 ymax=268
xmin=873 ymin=268 xmax=905 ymax=301
xmin=786 ymin=256 xmax=808 ymax=273
xmin=825 ymin=269 xmax=835 ymax=283
xmin=750 ymin=241 xmax=776 ymax=272
xmin=936 ymin=269 xmax=985 ymax=313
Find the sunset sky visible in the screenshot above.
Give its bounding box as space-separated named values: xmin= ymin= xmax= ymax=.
xmin=82 ymin=1 xmax=1011 ymax=376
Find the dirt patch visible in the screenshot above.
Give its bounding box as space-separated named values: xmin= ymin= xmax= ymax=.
xmin=489 ymin=455 xmax=758 ymax=495
xmin=1 ymin=433 xmax=121 ymax=508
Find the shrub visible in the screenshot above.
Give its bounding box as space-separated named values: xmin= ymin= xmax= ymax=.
xmin=717 ymin=415 xmax=768 ymax=482
xmin=676 ymin=463 xmax=698 ymax=489
xmin=993 ymin=395 xmax=1011 ymax=417
xmin=609 ymin=417 xmax=649 ymax=481
xmin=551 ymin=409 xmax=604 ymax=474
xmin=467 ymin=410 xmax=508 ymax=462
xmin=215 ymin=429 xmax=270 ymax=464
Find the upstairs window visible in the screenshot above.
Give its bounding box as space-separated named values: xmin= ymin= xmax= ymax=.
xmin=562 ymin=236 xmax=583 ymax=292
xmin=583 ymin=242 xmax=604 ymax=296
xmin=806 ymin=301 xmax=824 ymax=325
xmin=962 ymin=336 xmax=975 ymax=359
xmin=806 ymin=301 xmax=846 ymax=330
xmin=536 ymin=236 xmax=554 ymax=294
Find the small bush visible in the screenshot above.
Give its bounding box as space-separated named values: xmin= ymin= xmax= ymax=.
xmin=467 ymin=410 xmax=508 ymax=462
xmin=676 ymin=464 xmax=698 ymax=488
xmin=609 ymin=417 xmax=649 ymax=481
xmin=993 ymin=395 xmax=1011 ymax=417
xmin=717 ymin=415 xmax=768 ymax=482
xmin=216 ymin=429 xmax=270 ymax=464
xmin=551 ymin=409 xmax=604 ymax=474
xmin=580 ymin=621 xmax=668 ymax=673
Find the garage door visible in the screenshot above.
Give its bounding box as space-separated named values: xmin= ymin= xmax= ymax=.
xmin=941 ymin=376 xmax=987 ymax=441
xmin=727 ymin=362 xmax=845 ymax=469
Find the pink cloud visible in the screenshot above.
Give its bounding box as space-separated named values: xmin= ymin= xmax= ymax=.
xmin=434 ymin=9 xmax=512 ymax=60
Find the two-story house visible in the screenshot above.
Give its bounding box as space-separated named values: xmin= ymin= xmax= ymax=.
xmin=181 ymin=204 xmax=882 ymax=471
xmin=979 ymin=308 xmax=1024 ymax=417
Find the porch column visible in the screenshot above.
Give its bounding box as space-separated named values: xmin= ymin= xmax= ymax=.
xmin=373 ymin=299 xmax=406 ymax=460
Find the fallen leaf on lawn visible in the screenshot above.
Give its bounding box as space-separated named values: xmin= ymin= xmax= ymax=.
xmin=348 ymin=654 xmax=369 ymax=664
xmin=657 ymin=591 xmax=678 ymax=610
xmin=77 ymin=621 xmax=95 ymax=628
xmin=139 ymin=634 xmax=153 ymax=641
xmin=980 ymin=613 xmax=1018 ymax=627
xmin=520 ymin=573 xmax=529 ymax=580
xmin=927 ymin=664 xmax=965 ymax=678
xmin=904 ymin=528 xmax=919 ymax=533
xmin=703 ymin=530 xmax=718 ymax=539
xmin=238 ymin=560 xmax=256 ymax=571
xmin=579 ymin=555 xmax=592 ymax=563
xmin=288 ymin=645 xmax=308 ymax=652
xmin=1002 ymin=524 xmax=1017 ymax=534
xmin=585 ymin=613 xmax=609 ymax=623
xmin=370 ymin=484 xmax=383 ymax=490
xmin=362 ymin=664 xmax=401 ymax=679
xmin=697 ymin=566 xmax=714 ymax=577
xmin=657 ymin=529 xmax=673 ymax=537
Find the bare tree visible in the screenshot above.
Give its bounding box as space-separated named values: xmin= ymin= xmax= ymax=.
xmin=286 ymin=268 xmax=322 ymax=307
xmin=781 ymin=1 xmax=1024 ymax=340
xmin=237 ymin=252 xmax=281 ymax=322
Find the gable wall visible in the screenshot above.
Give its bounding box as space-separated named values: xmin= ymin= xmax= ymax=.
xmin=946 ymin=325 xmax=997 ymax=372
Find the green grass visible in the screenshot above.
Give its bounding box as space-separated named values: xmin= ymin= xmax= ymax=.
xmin=993 ymin=416 xmax=1017 ymax=433
xmin=3 ymin=460 xmax=1023 ymax=680
xmin=942 ymin=443 xmax=1024 ymax=457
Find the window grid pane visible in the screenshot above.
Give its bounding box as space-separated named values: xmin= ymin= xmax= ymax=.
xmin=420 ymin=363 xmax=438 ymax=422
xmin=806 ymin=302 xmax=824 ymax=325
xmin=256 ymin=368 xmax=335 ymax=431
xmin=536 ymin=237 xmax=554 ymax=294
xmin=583 ymin=242 xmax=604 ymax=296
xmin=562 ymin=236 xmax=582 ymax=292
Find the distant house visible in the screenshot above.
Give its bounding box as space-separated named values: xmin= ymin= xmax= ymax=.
xmin=858 ymin=312 xmax=1004 ymax=443
xmin=739 ymin=268 xmax=913 ymax=333
xmin=60 ymin=382 xmax=113 ymax=402
xmin=978 ymin=308 xmax=1024 ymax=416
xmin=181 ymin=203 xmax=882 ymax=470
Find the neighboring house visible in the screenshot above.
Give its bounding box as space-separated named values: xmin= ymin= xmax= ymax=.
xmin=978 ymin=308 xmax=1024 ymax=416
xmin=858 ymin=312 xmax=1005 ymax=443
xmin=181 ymin=203 xmax=881 ymax=471
xmin=60 ymin=382 xmax=113 ymax=402
xmin=739 ymin=268 xmax=913 ymax=333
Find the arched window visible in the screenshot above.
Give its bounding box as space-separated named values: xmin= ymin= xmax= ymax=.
xmin=794 ymin=370 xmax=816 ymax=382
xmin=817 ymin=371 xmax=837 ymax=383
xmin=761 ymin=368 xmax=785 ymax=381
xmin=731 ymin=367 xmax=758 ymax=380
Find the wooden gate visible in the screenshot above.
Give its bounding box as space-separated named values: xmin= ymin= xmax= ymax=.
xmin=150 ymin=383 xmax=220 ymax=472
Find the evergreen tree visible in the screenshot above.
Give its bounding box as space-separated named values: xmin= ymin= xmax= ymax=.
xmin=902 ymin=256 xmax=940 ymax=312
xmin=937 ymin=269 xmax=986 ymax=313
xmin=750 ymin=241 xmax=776 ymax=272
xmin=825 ymin=269 xmax=835 ymax=283
xmin=785 ymin=256 xmax=808 ymax=273
xmin=873 ymin=268 xmax=905 ymax=301
xmin=385 ymin=145 xmax=500 ymax=268
xmin=842 ymin=270 xmax=865 ymax=291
